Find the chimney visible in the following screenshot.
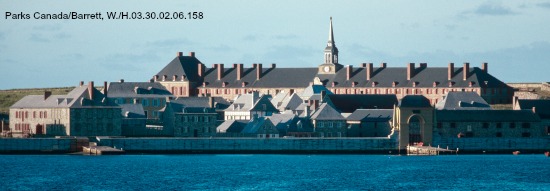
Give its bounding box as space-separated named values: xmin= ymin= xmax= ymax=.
xmin=305 ymin=105 xmax=311 ymax=118
xmin=420 ymin=63 xmax=427 ymax=68
xmin=463 ymin=62 xmax=470 ymax=81
xmin=346 ymin=65 xmax=353 ymax=80
xmin=177 ymin=52 xmax=183 ymax=57
xmin=119 ymin=79 xmax=124 ymax=83
xmin=271 ymin=63 xmax=276 ymax=69
xmin=209 ymin=96 xmax=215 ymax=108
xmin=189 ymin=52 xmax=195 ymax=57
xmin=366 ymin=63 xmax=373 ymax=80
xmin=237 ymin=63 xmax=243 ymax=80
xmin=448 ymin=63 xmax=454 ymax=80
xmin=407 ymin=63 xmax=415 ymax=80
xmin=217 ymin=64 xmax=224 ymax=80
xmin=256 ymin=63 xmax=263 ymax=80
xmin=198 ymin=63 xmax=204 ymax=77
xmin=88 ymin=81 xmax=94 ymax=100
xmin=79 ymin=81 xmax=84 ymax=87
xmin=482 ymin=62 xmax=488 ymax=73
xmin=44 ymin=91 xmax=52 ymax=100
xmin=380 ymin=63 xmax=387 ymax=68
xmin=361 ymin=63 xmax=367 ymax=68
xmin=103 ymin=81 xmax=108 ymax=97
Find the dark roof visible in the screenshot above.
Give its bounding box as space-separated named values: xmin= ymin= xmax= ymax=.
xmin=11 ymin=85 xmax=118 ymax=109
xmin=311 ymin=103 xmax=345 ymax=120
xmin=170 ymin=97 xmax=230 ymax=110
xmin=200 ymin=67 xmax=318 ymax=88
xmin=120 ymin=104 xmax=146 ymax=118
xmin=217 ymin=120 xmax=248 ymax=133
xmin=300 ymin=84 xmax=333 ymax=98
xmin=107 ymin=82 xmax=173 ymax=98
xmin=286 ymin=118 xmax=315 ymax=133
xmin=436 ymin=110 xmax=540 ymax=122
xmin=517 ymin=99 xmax=550 ymax=119
xmin=435 ymin=92 xmax=491 ymax=110
xmin=324 ymin=94 xmax=397 ymax=113
xmin=316 ymin=66 xmax=509 ymax=88
xmin=347 ymin=109 xmax=393 ymax=122
xmin=241 ymin=117 xmax=276 ymax=134
xmin=399 ymin=95 xmax=431 ymax=108
xmin=155 ymin=55 xmax=202 ymax=82
xmin=250 ymin=96 xmax=279 ymax=112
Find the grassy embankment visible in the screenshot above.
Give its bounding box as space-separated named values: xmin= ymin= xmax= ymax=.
xmin=0 ymin=87 xmax=74 ymax=119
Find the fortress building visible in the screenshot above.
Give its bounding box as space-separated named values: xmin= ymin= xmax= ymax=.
xmin=152 ymin=18 xmax=512 ymax=105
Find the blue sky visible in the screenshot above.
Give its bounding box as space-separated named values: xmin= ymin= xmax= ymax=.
xmin=1 ymin=0 xmax=549 ymax=89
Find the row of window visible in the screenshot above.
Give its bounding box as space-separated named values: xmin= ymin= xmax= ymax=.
xmin=318 ymin=122 xmax=344 ymax=128
xmin=331 ymin=88 xmax=480 ymax=95
xmin=14 ymin=123 xmax=30 ymax=132
xmin=179 ymin=115 xmax=215 ymax=123
xmin=114 ymin=98 xmax=163 ymax=107
xmin=437 ymin=122 xmax=531 ymax=129
xmin=171 ymin=87 xmax=187 ymax=96
xmin=181 ymin=126 xmax=212 ymax=133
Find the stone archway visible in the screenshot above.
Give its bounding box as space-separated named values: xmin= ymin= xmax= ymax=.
xmin=408 ymin=115 xmax=424 ymax=145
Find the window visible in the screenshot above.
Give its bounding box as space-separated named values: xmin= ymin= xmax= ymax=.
xmin=329 ymin=122 xmax=333 ymax=128
xmin=44 ymin=111 xmax=47 ymax=118
xmin=522 ymin=132 xmax=531 ymax=137
xmin=496 ymin=132 xmax=502 ymax=137
xmin=437 ymin=122 xmax=442 ymax=129
xmin=510 ymin=123 xmax=516 ymax=128
xmin=450 ymin=123 xmax=456 ymax=128
xmin=153 ymin=99 xmax=159 ymax=107
xmin=338 ymin=123 xmax=342 ymax=128
xmin=483 ymin=123 xmax=489 ymax=129
xmin=142 ymin=99 xmax=149 ymax=106
xmin=496 ymin=123 xmax=502 ymax=129
xmin=319 ymin=122 xmax=324 ymax=128
xmin=522 ymin=123 xmax=530 ymax=129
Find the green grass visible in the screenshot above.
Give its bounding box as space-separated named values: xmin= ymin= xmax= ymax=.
xmin=0 ymin=87 xmax=74 ymax=116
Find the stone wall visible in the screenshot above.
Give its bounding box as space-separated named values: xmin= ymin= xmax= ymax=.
xmin=433 ymin=137 xmax=550 ymax=153
xmin=96 ymin=137 xmax=399 ymax=153
xmin=0 ymin=137 xmax=88 ymax=153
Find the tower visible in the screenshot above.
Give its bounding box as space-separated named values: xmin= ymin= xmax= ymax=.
xmin=319 ymin=17 xmax=342 ymax=74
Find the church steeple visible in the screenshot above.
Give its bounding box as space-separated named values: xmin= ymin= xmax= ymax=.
xmin=319 ymin=17 xmax=342 ymax=74
xmin=324 ymin=17 xmax=338 ymax=64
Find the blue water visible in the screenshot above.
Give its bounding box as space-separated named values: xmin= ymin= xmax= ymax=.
xmin=1 ymin=154 xmax=549 ymax=190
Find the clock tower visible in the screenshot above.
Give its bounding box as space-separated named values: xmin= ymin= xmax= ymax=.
xmin=319 ymin=17 xmax=342 ymax=74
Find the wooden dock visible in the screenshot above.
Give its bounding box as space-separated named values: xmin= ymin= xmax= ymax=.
xmin=407 ymin=145 xmax=458 ymax=155
xmin=83 ymin=146 xmax=125 ymax=155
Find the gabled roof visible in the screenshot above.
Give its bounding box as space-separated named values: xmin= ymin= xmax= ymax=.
xmin=120 ymin=104 xmax=146 ymax=118
xmin=516 ymin=99 xmax=550 ymax=119
xmin=399 ymin=95 xmax=431 ymax=108
xmin=271 ymin=92 xmax=289 ymax=108
xmin=347 ymin=109 xmax=393 ymax=122
xmin=155 ymin=55 xmax=202 ymax=82
xmin=250 ymin=96 xmax=279 ymax=112
xmin=316 ymin=66 xmax=509 ymax=89
xmin=107 ymin=82 xmax=173 ymax=98
xmin=241 ymin=117 xmax=276 ymax=134
xmin=323 ymin=94 xmax=398 ymax=113
xmin=299 ymin=84 xmax=332 ymax=99
xmin=436 ymin=110 xmax=540 ymax=122
xmin=435 ymin=92 xmax=491 ymax=110
xmin=226 ymin=93 xmax=260 ymax=112
xmin=311 ymin=103 xmax=345 ymax=120
xmin=217 ymin=120 xmax=248 ymax=133
xmin=277 ymin=93 xmax=304 ymax=111
xmin=11 ymin=85 xmax=118 ymax=109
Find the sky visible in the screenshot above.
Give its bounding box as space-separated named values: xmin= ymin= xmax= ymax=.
xmin=1 ymin=0 xmax=549 ymax=89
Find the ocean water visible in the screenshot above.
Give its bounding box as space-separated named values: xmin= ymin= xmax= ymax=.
xmin=1 ymin=154 xmax=549 ymax=190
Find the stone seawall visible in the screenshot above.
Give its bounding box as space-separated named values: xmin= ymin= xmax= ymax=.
xmin=96 ymin=137 xmax=399 ymax=154
xmin=434 ymin=137 xmax=550 ymax=153
xmin=0 ymin=138 xmax=88 ymax=153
